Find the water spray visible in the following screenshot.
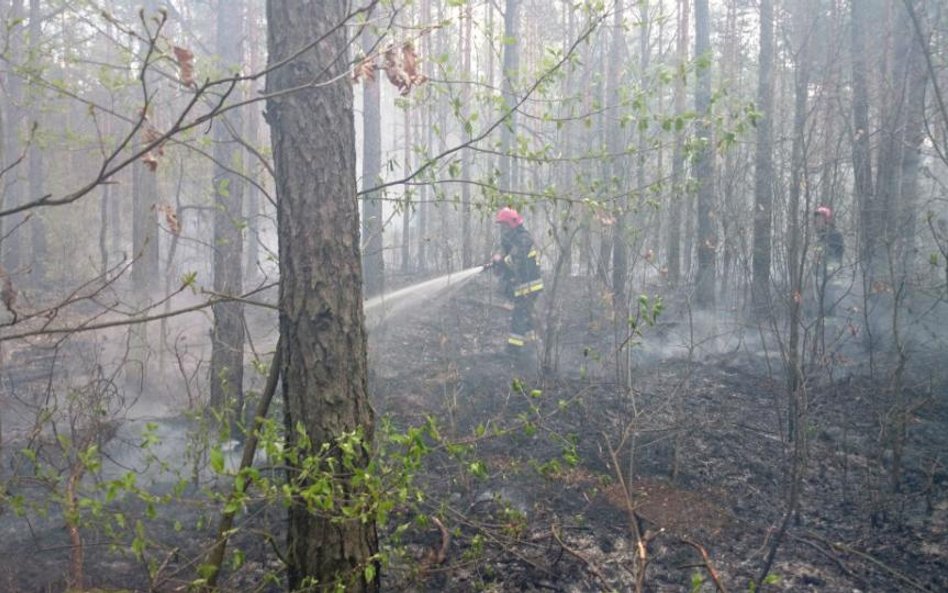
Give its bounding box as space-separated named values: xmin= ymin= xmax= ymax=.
xmin=364 ymin=265 xmax=485 ymax=328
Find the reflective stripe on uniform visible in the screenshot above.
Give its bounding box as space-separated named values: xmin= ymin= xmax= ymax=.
xmin=513 ymin=280 xmax=544 ymax=297
xmin=507 ymin=332 xmax=537 ymax=347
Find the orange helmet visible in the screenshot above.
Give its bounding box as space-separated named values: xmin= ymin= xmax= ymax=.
xmin=495 ymin=206 xmax=523 ymax=229
xmin=814 ymin=206 xmax=833 ymax=223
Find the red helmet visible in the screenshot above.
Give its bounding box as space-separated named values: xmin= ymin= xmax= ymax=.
xmin=814 ymin=206 xmax=833 ymax=223
xmin=495 ymin=206 xmax=523 ymax=229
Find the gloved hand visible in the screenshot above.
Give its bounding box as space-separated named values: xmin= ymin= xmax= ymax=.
xmin=483 ymin=253 xmax=504 ymax=272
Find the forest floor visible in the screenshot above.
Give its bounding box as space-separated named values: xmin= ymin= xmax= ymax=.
xmin=1 ymin=271 xmax=947 ymax=592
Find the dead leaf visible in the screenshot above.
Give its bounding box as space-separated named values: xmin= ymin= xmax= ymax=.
xmin=158 ymin=203 xmax=181 ymax=235
xmin=173 ymin=45 xmax=196 ymax=88
xmin=352 ymin=55 xmax=377 ymax=84
xmin=383 ymin=45 xmax=409 ymax=93
xmin=402 ymin=42 xmax=428 ymax=88
xmin=0 ymin=265 xmax=16 ymax=322
xmin=382 ymin=42 xmax=427 ymax=96
xmin=141 ymin=122 xmax=164 ymax=171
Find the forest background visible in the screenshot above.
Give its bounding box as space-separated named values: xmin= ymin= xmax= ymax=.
xmin=0 ymin=0 xmax=947 ymax=592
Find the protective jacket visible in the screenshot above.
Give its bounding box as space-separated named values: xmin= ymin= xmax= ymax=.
xmin=494 ymin=225 xmax=543 ymax=351
xmin=497 ymin=225 xmax=543 ymax=299
xmin=818 ymin=226 xmax=844 ymax=267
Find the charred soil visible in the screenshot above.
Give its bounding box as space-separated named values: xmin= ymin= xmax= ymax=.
xmin=1 ymin=273 xmax=946 ymax=592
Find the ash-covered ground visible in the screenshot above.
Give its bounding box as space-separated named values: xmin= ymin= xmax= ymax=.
xmin=1 ymin=272 xmax=946 ymax=592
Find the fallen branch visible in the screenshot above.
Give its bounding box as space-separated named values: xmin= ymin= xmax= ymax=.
xmin=803 ymin=531 xmax=937 ymax=593
xmin=681 ymin=538 xmax=727 ymax=593
xmin=551 ymin=523 xmax=609 ymax=589
xmin=428 ymin=516 xmax=451 ymax=565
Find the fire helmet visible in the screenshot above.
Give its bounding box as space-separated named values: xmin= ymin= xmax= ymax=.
xmin=495 ymin=206 xmax=524 ymax=229
xmin=814 ymin=206 xmax=833 ymax=223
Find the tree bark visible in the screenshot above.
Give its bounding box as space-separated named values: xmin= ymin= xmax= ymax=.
xmin=850 ymin=0 xmax=876 ymax=273
xmin=608 ymin=0 xmax=628 ymax=311
xmin=751 ymin=0 xmax=774 ymax=314
xmin=27 ymin=0 xmax=46 ymax=287
xmin=131 ymin=1 xmax=161 ymax=297
xmin=499 ymin=0 xmax=521 ymax=197
xmin=266 ymin=2 xmax=379 ymax=591
xmin=210 ymin=0 xmax=246 ymax=418
xmin=2 ymin=0 xmax=24 ymax=276
xmin=361 ymin=24 xmax=384 ymax=297
xmin=693 ymin=0 xmax=715 ymax=308
xmin=666 ymin=0 xmax=689 ymax=287
xmin=460 ymin=3 xmax=473 ymax=268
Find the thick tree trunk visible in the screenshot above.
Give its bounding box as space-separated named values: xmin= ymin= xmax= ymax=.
xmin=210 ymin=0 xmax=246 ymax=417
xmin=266 ymin=2 xmax=379 ymax=591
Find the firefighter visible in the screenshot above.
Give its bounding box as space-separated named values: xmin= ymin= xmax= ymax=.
xmin=813 ymin=205 xmax=845 ymax=315
xmin=486 ymin=207 xmax=543 ymax=354
xmin=814 ymin=205 xmax=844 ymax=272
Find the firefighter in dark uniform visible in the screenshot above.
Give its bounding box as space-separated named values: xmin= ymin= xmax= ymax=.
xmin=813 ymin=205 xmax=845 ymax=315
xmin=814 ymin=205 xmax=844 ymax=273
xmin=488 ymin=207 xmax=543 ymax=354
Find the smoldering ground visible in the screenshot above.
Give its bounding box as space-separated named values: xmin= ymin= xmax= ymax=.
xmin=0 ymin=269 xmax=946 ymax=592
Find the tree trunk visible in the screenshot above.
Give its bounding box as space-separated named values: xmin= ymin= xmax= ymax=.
xmin=460 ymin=3 xmax=473 ymax=268
xmin=666 ymin=0 xmax=689 ymax=287
xmin=786 ymin=0 xmax=812 ymax=443
xmin=244 ymin=0 xmax=263 ymax=284
xmin=693 ymin=0 xmax=715 ymax=308
xmin=361 ymin=24 xmax=384 ymax=297
xmin=401 ymin=106 xmax=412 ymax=273
xmin=27 ymin=0 xmax=46 ymax=287
xmin=2 ymin=0 xmax=24 ymax=276
xmin=751 ymin=0 xmax=774 ymax=315
xmin=850 ymin=0 xmax=876 ymax=273
xmin=266 ymin=2 xmax=379 ymax=591
xmin=890 ymin=1 xmax=928 ymax=276
xmin=609 ymin=0 xmax=628 ymax=312
xmin=499 ymin=0 xmax=521 ymax=197
xmin=209 ymin=0 xmax=246 ymax=419
xmin=131 ymin=1 xmax=161 ymax=297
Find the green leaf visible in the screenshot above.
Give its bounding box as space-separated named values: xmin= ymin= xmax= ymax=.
xmin=210 ymin=447 xmax=225 ymax=474
xmin=364 ymin=562 xmax=377 ymax=583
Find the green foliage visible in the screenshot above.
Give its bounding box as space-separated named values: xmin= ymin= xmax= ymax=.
xmin=691 ymin=571 xmax=706 ymax=592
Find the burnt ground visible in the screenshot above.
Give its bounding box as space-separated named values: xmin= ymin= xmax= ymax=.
xmin=1 ymin=271 xmax=947 ymax=592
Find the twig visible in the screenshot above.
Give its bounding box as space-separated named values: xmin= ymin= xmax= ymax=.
xmin=792 ymin=534 xmax=862 ymax=584
xmin=431 ymin=516 xmax=451 ymax=565
xmin=803 ymin=531 xmax=937 ymax=593
xmin=203 ymin=337 xmax=283 ymax=591
xmin=681 ymin=538 xmax=727 ymax=593
xmin=551 ymin=523 xmax=609 ymax=588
